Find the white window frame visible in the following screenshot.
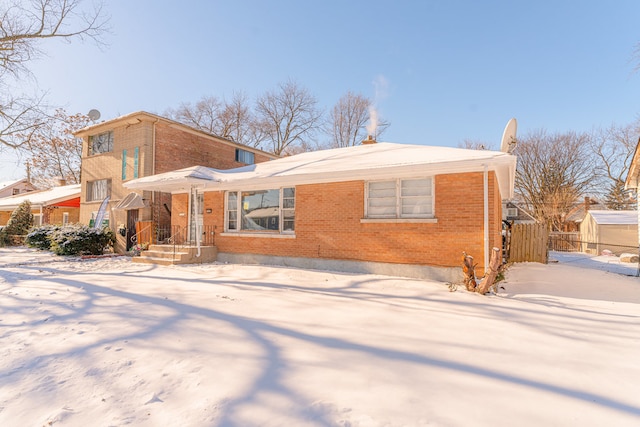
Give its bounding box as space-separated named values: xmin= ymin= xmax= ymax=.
xmin=62 ymin=212 xmax=69 ymax=225
xmin=507 ymin=208 xmax=518 ymax=217
xmin=364 ymin=177 xmax=435 ymax=221
xmin=224 ymin=187 xmax=295 ymax=235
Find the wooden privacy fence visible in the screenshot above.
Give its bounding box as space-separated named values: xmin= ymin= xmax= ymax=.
xmin=508 ymin=223 xmax=549 ymax=263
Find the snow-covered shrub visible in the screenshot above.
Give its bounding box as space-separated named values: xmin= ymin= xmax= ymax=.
xmin=49 ymin=225 xmax=115 ymax=256
xmin=25 ymin=224 xmax=61 ymax=250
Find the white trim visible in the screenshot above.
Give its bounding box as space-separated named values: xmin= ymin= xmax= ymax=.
xmin=360 ymin=218 xmax=438 ymax=224
xmin=224 ymin=187 xmax=296 ymax=234
xmin=220 ymin=232 xmax=296 ymax=239
xmin=365 ymin=177 xmax=435 ymax=220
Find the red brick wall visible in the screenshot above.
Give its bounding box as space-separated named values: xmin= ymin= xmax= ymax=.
xmin=174 ymin=171 xmax=503 ymax=274
xmin=154 ymin=123 xmax=272 ymax=173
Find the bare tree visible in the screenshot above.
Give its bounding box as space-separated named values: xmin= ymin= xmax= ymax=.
xmin=459 ymin=139 xmax=493 ymax=150
xmin=326 ymin=91 xmax=389 ymax=147
xmin=218 ymin=92 xmax=265 ymax=148
xmin=515 ymin=130 xmax=595 ymax=231
xmin=22 ymin=108 xmax=91 ymax=188
xmin=590 ymin=122 xmax=638 ymax=210
xmin=166 ymin=92 xmax=264 ymax=148
xmin=165 ymin=96 xmax=222 ymax=135
xmin=0 ymin=0 xmax=109 ymax=149
xmin=255 ymin=80 xmax=322 ymax=155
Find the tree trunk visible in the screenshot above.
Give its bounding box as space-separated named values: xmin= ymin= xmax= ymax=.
xmin=462 ymin=252 xmax=477 ymax=291
xmin=477 ymin=247 xmax=501 ymax=294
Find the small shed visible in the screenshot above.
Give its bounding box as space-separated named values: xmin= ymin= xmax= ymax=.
xmin=579 ymin=210 xmax=638 ymax=255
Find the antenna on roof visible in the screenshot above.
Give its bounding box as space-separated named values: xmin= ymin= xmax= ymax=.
xmin=500 ymin=118 xmax=517 ymax=153
xmin=88 ymin=109 xmax=101 ymax=122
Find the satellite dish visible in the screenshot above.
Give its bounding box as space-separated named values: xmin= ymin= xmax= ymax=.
xmin=88 ymin=109 xmax=101 ymax=121
xmin=500 ymin=118 xmax=517 ymax=153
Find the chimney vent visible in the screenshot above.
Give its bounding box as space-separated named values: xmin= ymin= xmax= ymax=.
xmin=362 ymin=135 xmax=376 ymax=145
xmin=57 ymin=178 xmax=67 ymax=187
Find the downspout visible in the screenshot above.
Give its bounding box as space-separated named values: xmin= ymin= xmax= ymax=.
xmin=151 ymin=118 xmax=159 ymax=224
xmin=483 ymin=165 xmax=489 ymax=274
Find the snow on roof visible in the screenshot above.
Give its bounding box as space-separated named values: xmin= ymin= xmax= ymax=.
xmin=587 ymin=210 xmax=638 ymax=225
xmin=125 ymin=142 xmax=517 ymax=197
xmin=0 ymin=184 xmax=81 ymax=210
xmin=0 ymin=179 xmax=26 ymax=191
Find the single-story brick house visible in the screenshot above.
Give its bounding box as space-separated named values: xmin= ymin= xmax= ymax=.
xmin=125 ymin=141 xmax=517 ymax=282
xmin=0 ymin=184 xmax=81 ymax=226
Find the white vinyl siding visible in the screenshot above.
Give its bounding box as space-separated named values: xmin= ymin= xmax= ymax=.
xmin=367 ymin=178 xmax=434 ymax=219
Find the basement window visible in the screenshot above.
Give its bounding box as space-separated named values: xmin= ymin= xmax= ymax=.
xmin=365 ymin=178 xmax=434 ymax=219
xmin=225 ymin=187 xmax=295 ymax=233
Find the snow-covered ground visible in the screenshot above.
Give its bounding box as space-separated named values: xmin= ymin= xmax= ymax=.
xmin=0 ymin=248 xmax=639 ymax=426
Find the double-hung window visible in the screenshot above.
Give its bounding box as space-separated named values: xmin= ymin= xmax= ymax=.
xmin=366 ymin=178 xmax=433 ymax=219
xmin=225 ymin=187 xmax=295 ymax=233
xmin=87 ymin=179 xmax=111 ymax=202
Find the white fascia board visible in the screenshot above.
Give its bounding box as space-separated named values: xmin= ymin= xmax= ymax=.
xmin=124 ymin=177 xmax=217 ymax=192
xmin=203 ymin=157 xmax=517 ymax=193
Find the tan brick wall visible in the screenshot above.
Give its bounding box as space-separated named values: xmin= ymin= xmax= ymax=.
xmin=44 ymin=207 xmax=80 ymax=225
xmin=0 ymin=211 xmax=10 ymax=225
xmin=0 ymin=207 xmax=80 ymax=226
xmin=174 ymin=171 xmax=503 ymax=274
xmin=79 ymin=116 xmax=273 ymax=253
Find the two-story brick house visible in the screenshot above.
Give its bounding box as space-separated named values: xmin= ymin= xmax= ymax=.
xmin=75 ymin=111 xmax=275 ymax=253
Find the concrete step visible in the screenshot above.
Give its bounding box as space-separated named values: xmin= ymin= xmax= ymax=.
xmin=132 ymin=245 xmax=218 ymax=265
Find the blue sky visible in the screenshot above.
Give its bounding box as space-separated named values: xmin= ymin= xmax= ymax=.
xmin=2 ymin=0 xmax=640 ymax=182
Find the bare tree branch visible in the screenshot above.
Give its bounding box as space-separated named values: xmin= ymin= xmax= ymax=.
xmin=0 ymin=0 xmax=109 ymax=151
xmin=256 ymin=79 xmax=322 ymax=155
xmin=514 ymin=129 xmax=596 ymax=231
xmin=326 ymin=91 xmax=389 ymax=147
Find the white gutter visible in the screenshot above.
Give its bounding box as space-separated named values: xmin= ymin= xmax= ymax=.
xmin=483 ymin=164 xmax=489 ymax=274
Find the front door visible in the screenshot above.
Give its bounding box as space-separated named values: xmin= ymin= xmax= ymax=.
xmin=126 ymin=209 xmax=139 ymax=251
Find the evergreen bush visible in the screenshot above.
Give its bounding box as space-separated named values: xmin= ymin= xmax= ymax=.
xmin=49 ymin=225 xmax=115 ymax=256
xmin=1 ymin=201 xmax=34 ymax=246
xmin=25 ymin=224 xmax=61 ymax=250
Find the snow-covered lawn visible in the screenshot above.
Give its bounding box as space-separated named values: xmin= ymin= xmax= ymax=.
xmin=0 ymin=248 xmax=639 ymax=426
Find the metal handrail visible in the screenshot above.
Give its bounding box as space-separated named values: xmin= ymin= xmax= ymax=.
xmin=130 ymin=222 xmax=154 ymax=248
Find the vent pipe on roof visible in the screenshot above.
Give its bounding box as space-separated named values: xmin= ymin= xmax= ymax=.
xmin=362 ymin=135 xmax=377 ymax=145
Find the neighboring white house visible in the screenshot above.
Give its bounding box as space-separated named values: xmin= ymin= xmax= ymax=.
xmin=579 ymin=210 xmax=638 ymax=255
xmin=0 ymin=179 xmax=37 ymax=198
